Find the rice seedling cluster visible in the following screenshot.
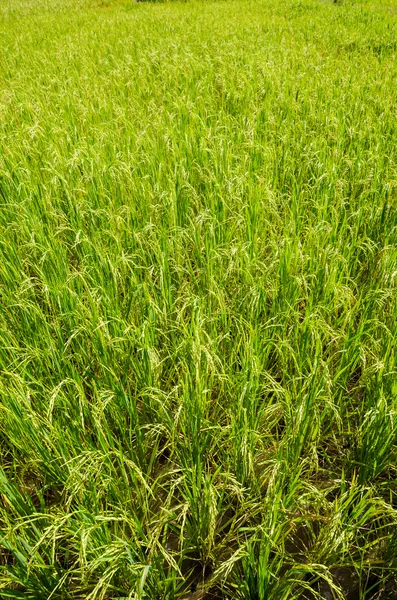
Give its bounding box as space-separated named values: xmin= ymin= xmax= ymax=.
xmin=0 ymin=0 xmax=397 ymax=597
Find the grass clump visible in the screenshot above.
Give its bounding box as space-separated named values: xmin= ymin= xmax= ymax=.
xmin=0 ymin=0 xmax=397 ymax=598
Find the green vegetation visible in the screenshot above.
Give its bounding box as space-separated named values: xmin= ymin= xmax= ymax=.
xmin=1 ymin=0 xmax=397 ymax=597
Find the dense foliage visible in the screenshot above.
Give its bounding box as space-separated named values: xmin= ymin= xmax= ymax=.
xmin=0 ymin=0 xmax=397 ymax=597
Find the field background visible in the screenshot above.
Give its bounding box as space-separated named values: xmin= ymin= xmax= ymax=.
xmin=1 ymin=0 xmax=397 ymax=598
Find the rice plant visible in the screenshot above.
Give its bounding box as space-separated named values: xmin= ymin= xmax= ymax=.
xmin=0 ymin=0 xmax=397 ymax=597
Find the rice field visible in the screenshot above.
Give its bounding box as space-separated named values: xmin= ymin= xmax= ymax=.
xmin=1 ymin=0 xmax=397 ymax=597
